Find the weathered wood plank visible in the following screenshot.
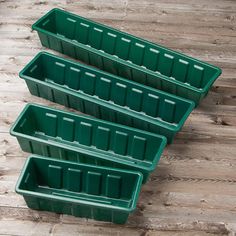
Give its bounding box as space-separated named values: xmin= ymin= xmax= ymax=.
xmin=0 ymin=219 xmax=228 ymax=236
xmin=0 ymin=204 xmax=234 ymax=234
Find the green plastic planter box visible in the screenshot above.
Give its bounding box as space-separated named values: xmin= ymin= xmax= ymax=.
xmin=32 ymin=8 xmax=221 ymax=105
xmin=19 ymin=52 xmax=194 ymax=143
xmin=16 ymin=155 xmax=143 ymax=224
xmin=10 ymin=103 xmax=166 ymax=183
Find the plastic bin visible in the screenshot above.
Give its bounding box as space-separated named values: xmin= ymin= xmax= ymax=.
xmin=10 ymin=103 xmax=167 ymax=183
xmin=19 ymin=52 xmax=195 ymax=143
xmin=16 ymin=155 xmax=143 ymax=224
xmin=32 ymin=8 xmax=221 ymax=105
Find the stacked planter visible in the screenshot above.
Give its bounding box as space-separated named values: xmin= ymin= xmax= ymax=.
xmin=10 ymin=8 xmax=221 ymax=224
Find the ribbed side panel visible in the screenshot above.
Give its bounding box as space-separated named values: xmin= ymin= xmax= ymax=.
xmin=162 ymin=99 xmax=176 ymax=123
xmin=61 ymin=117 xmax=75 ymax=141
xmin=172 ymin=59 xmax=189 ymax=83
xmin=96 ymin=77 xmax=111 ymax=100
xmin=80 ymin=72 xmax=96 ymax=95
xmin=95 ymin=126 xmax=110 ymax=151
xmin=78 ymin=122 xmax=92 ymax=145
xmin=113 ymin=82 xmax=127 ymax=106
xmin=37 ymin=32 xmax=50 ymax=48
xmin=45 ymin=113 xmax=58 ymax=137
xmin=48 ymin=36 xmax=63 ymax=53
xmin=86 ymin=171 xmax=102 ymax=195
xmin=131 ymin=136 xmax=147 ymax=161
xmin=67 ymin=67 xmax=81 ymax=89
xmin=48 ymin=165 xmax=62 ymax=188
xmin=114 ymin=131 xmax=128 ymax=155
xmin=67 ymin=169 xmax=82 ymax=192
xmin=105 ymin=175 xmax=121 ymax=198
xmin=127 ymin=88 xmax=143 ymax=112
xmin=25 ymin=195 xmax=128 ymax=224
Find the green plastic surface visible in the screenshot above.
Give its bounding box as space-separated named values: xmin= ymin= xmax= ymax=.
xmin=10 ymin=103 xmax=167 ymax=183
xmin=32 ymin=8 xmax=222 ymax=105
xmin=16 ymin=155 xmax=143 ymax=224
xmin=20 ymin=52 xmax=194 ymax=143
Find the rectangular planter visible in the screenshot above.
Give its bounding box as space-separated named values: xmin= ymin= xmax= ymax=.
xmin=20 ymin=52 xmax=194 ymax=143
xmin=32 ymin=8 xmax=221 ymax=105
xmin=16 ymin=155 xmax=143 ymax=224
xmin=10 ymin=103 xmax=167 ymax=183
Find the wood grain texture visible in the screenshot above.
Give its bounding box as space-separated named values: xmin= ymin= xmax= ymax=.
xmin=0 ymin=0 xmax=235 ymax=235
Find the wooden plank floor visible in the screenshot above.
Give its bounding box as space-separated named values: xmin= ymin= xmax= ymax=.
xmin=0 ymin=0 xmax=236 ymax=235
